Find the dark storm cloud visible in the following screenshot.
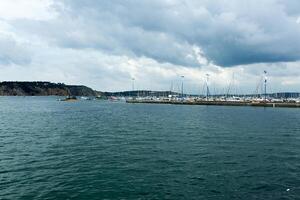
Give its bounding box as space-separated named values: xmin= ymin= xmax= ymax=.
xmin=26 ymin=0 xmax=300 ymax=67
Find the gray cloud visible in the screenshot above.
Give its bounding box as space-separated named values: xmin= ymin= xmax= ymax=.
xmin=0 ymin=34 xmax=31 ymax=65
xmin=41 ymin=0 xmax=300 ymax=67
xmin=10 ymin=0 xmax=300 ymax=67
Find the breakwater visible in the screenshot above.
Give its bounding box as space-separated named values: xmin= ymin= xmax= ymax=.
xmin=126 ymin=99 xmax=300 ymax=108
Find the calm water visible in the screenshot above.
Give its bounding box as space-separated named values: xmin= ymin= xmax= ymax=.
xmin=0 ymin=97 xmax=300 ymax=199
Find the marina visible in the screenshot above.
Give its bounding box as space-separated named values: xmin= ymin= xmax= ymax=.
xmin=124 ymin=70 xmax=300 ymax=108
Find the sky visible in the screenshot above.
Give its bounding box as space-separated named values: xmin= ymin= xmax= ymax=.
xmin=0 ymin=0 xmax=300 ymax=94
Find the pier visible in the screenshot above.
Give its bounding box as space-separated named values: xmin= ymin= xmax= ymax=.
xmin=126 ymin=99 xmax=300 ymax=108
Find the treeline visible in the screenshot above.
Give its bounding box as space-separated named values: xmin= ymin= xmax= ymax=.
xmin=0 ymin=81 xmax=99 ymax=96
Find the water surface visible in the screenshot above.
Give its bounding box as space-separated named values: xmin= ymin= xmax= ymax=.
xmin=0 ymin=97 xmax=299 ymax=199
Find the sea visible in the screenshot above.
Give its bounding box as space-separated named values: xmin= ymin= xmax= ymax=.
xmin=0 ymin=96 xmax=299 ymax=199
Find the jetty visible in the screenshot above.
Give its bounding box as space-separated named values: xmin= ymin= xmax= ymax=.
xmin=126 ymin=99 xmax=300 ymax=108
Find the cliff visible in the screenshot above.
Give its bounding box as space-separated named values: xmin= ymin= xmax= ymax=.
xmin=0 ymin=82 xmax=99 ymax=96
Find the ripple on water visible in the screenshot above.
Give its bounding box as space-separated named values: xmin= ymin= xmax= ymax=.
xmin=0 ymin=98 xmax=300 ymax=199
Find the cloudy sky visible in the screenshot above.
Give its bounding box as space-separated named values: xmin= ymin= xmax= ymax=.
xmin=0 ymin=0 xmax=300 ymax=94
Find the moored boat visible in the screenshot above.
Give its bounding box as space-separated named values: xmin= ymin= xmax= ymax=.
xmin=60 ymin=96 xmax=78 ymax=102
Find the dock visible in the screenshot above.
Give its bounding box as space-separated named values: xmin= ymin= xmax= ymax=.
xmin=126 ymin=99 xmax=300 ymax=108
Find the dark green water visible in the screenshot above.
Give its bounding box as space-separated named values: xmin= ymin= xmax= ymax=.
xmin=0 ymin=97 xmax=300 ymax=199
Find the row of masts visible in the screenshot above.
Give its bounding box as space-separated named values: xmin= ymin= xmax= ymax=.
xmin=130 ymin=70 xmax=268 ymax=99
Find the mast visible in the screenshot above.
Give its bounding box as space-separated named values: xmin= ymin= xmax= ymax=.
xmin=206 ymin=74 xmax=210 ymax=101
xmin=131 ymin=78 xmax=135 ymax=97
xmin=264 ymin=70 xmax=267 ymax=102
xmin=181 ymin=75 xmax=184 ymax=98
xmin=170 ymin=81 xmax=173 ymax=96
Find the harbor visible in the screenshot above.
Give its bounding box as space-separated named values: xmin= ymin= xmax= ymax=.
xmin=123 ymin=70 xmax=300 ymax=108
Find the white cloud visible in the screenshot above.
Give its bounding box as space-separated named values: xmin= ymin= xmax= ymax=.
xmin=0 ymin=0 xmax=56 ymax=20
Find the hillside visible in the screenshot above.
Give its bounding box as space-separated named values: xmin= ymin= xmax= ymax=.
xmin=0 ymin=82 xmax=99 ymax=96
